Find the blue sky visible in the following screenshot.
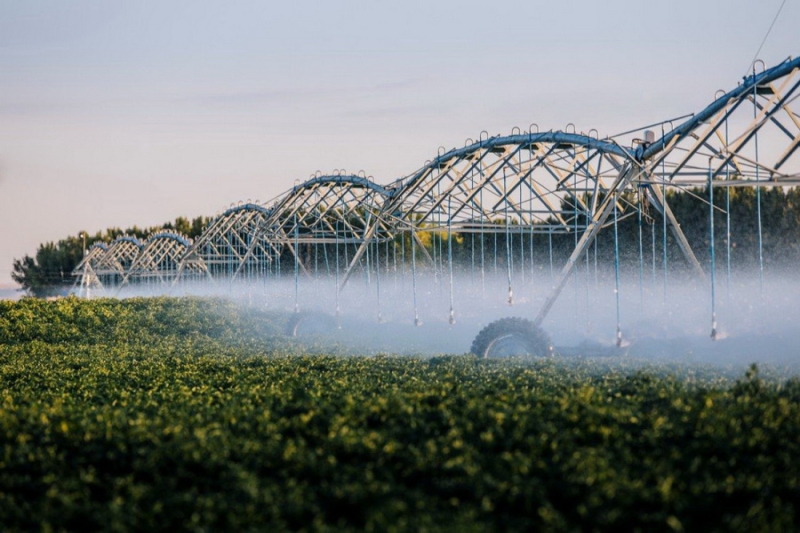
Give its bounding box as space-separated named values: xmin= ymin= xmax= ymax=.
xmin=1 ymin=0 xmax=798 ymax=286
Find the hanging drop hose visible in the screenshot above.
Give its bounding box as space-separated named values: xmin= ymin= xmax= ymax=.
xmin=334 ymin=220 xmax=340 ymax=316
xmin=447 ymin=197 xmax=455 ymax=325
xmin=753 ymin=67 xmax=764 ymax=295
xmin=375 ymin=238 xmax=383 ymax=323
xmin=494 ymin=232 xmax=498 ymax=275
xmin=573 ymin=169 xmax=579 ymax=325
xmin=294 ymin=216 xmax=300 ymax=314
xmin=651 ymin=207 xmax=657 ymax=289
xmin=725 ymin=119 xmax=732 ymax=298
xmin=411 ymin=228 xmax=421 ymax=327
xmin=530 ymin=223 xmax=535 ymax=287
xmin=709 ymin=159 xmax=718 ymax=341
xmin=505 ymin=171 xmax=513 ymax=306
xmin=661 ymin=125 xmax=668 ymax=306
xmin=613 ymin=190 xmax=623 ymax=348
xmin=323 ymin=235 xmax=331 ymax=277
xmin=519 ymin=186 xmax=525 ymax=289
xmin=363 ymin=231 xmax=371 ymax=289
xmin=637 ymin=188 xmax=645 ymax=308
xmin=391 ymin=234 xmax=397 ymax=289
xmin=470 ymin=231 xmax=475 ymax=286
xmin=470 ymin=174 xmax=476 ymax=286
xmin=480 ymin=188 xmax=486 ymax=296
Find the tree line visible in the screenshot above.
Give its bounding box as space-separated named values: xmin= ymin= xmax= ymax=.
xmin=12 ymin=216 xmax=209 ymax=297
xmin=281 ymin=185 xmax=800 ymax=277
xmin=12 ymin=185 xmax=800 ymax=297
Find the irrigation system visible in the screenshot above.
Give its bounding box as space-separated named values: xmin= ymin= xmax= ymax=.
xmin=73 ymin=57 xmax=800 ymax=356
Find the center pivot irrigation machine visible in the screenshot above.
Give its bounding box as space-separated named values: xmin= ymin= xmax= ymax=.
xmin=73 ymin=57 xmax=800 ymax=357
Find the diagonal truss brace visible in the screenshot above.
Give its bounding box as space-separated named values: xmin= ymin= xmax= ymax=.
xmin=532 ymin=162 xmax=705 ymax=327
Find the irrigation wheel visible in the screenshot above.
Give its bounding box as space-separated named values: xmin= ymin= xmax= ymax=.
xmin=285 ymin=312 xmax=339 ymax=337
xmin=470 ymin=317 xmax=553 ymax=358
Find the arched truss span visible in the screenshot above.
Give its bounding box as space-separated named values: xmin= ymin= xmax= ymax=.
xmin=94 ymin=236 xmax=143 ymax=286
xmin=640 ymin=56 xmax=800 ymax=186
xmin=339 ymin=133 xmax=639 ymax=287
xmin=72 ymin=243 xmax=108 ymax=275
xmin=533 ymin=56 xmax=800 ymax=325
xmin=178 ymin=203 xmax=277 ymax=281
xmin=384 ymin=132 xmax=633 ymax=234
xmin=239 ymin=174 xmax=393 ymax=277
xmin=121 ymin=232 xmax=198 ymax=286
xmin=109 ymin=57 xmax=800 ymax=331
xmin=71 ymin=242 xmax=108 ymax=295
xmin=262 ymin=174 xmax=392 ymax=244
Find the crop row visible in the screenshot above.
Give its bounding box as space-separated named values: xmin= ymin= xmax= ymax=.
xmin=0 ymin=298 xmax=799 ymax=531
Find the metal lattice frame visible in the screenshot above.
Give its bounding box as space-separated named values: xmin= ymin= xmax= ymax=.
xmin=71 ymin=243 xmax=108 ymax=296
xmin=339 ymin=132 xmax=641 ymax=287
xmin=641 ymin=57 xmax=800 ymax=188
xmin=264 ymin=174 xmax=391 ymax=243
xmin=178 ymin=203 xmax=278 ymax=281
xmin=339 ymin=56 xmax=800 ymax=324
xmin=252 ymin=174 xmax=393 ymax=275
xmin=386 ymin=133 xmax=630 ymax=232
xmin=536 ymin=56 xmax=800 ymax=325
xmin=121 ymin=232 xmax=198 ymax=288
xmin=93 ymin=236 xmax=143 ymax=288
xmin=76 ymin=56 xmax=800 ymax=334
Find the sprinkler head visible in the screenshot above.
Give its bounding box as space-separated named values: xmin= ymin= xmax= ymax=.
xmin=414 ymin=316 xmax=423 ymax=327
xmin=448 ymin=310 xmax=456 ymax=325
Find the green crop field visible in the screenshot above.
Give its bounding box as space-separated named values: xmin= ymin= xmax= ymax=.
xmin=0 ymin=297 xmax=799 ymax=532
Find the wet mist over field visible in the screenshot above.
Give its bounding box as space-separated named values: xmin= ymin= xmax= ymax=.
xmin=110 ymin=263 xmax=800 ymax=372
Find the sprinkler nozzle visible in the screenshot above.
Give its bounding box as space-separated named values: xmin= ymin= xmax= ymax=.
xmin=414 ymin=316 xmax=423 ymax=327
xmin=448 ymin=309 xmax=456 ymax=325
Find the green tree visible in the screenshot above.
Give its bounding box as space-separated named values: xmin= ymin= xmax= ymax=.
xmin=12 ymin=216 xmax=210 ymax=297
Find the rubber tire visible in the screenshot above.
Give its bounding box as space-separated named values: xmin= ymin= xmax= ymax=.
xmin=470 ymin=317 xmax=553 ymax=359
xmin=285 ymin=312 xmax=338 ymax=337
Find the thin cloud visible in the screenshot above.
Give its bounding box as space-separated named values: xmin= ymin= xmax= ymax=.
xmin=183 ymin=89 xmax=299 ymax=106
xmin=370 ymin=78 xmax=425 ymax=92
xmin=183 ymin=78 xmax=428 ymax=109
xmin=343 ymin=103 xmax=445 ymax=119
xmin=0 ymin=101 xmax=73 ymax=116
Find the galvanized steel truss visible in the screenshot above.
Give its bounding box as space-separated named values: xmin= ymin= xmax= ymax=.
xmin=71 ymin=243 xmax=108 ymax=296
xmin=179 ymin=203 xmax=278 ymax=281
xmin=121 ymin=232 xmax=197 ymax=287
xmin=92 ymin=236 xmax=143 ymax=287
xmin=71 ymin=57 xmax=800 ymax=322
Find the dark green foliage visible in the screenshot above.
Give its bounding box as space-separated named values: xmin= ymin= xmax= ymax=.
xmin=0 ymin=298 xmax=799 ymax=531
xmin=11 ymin=216 xmax=210 ymax=297
xmin=0 ymin=296 xmax=283 ymax=346
xmin=479 ymin=186 xmax=800 ymax=275
xmin=12 ymin=185 xmax=800 ymax=297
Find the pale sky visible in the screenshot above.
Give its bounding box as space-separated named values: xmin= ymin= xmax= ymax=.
xmin=1 ymin=0 xmax=798 ymax=286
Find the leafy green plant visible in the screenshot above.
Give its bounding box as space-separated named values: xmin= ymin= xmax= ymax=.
xmin=0 ymin=298 xmax=798 ymax=531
